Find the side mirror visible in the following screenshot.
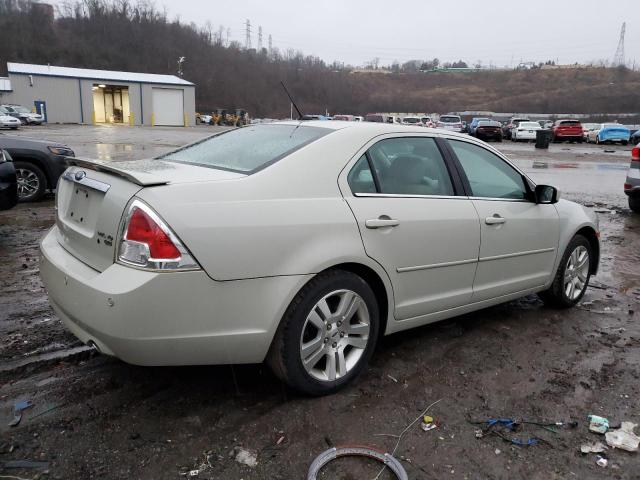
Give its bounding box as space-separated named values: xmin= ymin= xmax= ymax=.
xmin=535 ymin=184 xmax=559 ymax=204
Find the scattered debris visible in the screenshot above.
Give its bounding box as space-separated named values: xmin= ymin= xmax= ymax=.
xmin=235 ymin=448 xmax=258 ymax=468
xmin=387 ymin=374 xmax=398 ymax=383
xmin=8 ymin=400 xmax=33 ymax=427
xmin=307 ymin=446 xmax=408 ymax=480
xmin=421 ymin=415 xmax=437 ymax=431
xmin=494 ymin=448 xmax=501 ymax=455
xmin=580 ymin=442 xmax=607 ymax=454
xmin=605 ymin=422 xmax=640 ymax=452
xmin=588 ymin=415 xmax=609 ymax=434
xmin=596 ymin=455 xmax=608 ymax=467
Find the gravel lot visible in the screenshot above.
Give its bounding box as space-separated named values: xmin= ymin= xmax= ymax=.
xmin=1 ymin=125 xmax=639 ymax=479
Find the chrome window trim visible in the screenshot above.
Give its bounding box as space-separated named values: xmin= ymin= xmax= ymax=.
xmin=62 ymin=170 xmax=111 ymax=193
xmin=468 ymin=196 xmax=532 ymax=203
xmin=353 ymin=193 xmax=464 ymax=200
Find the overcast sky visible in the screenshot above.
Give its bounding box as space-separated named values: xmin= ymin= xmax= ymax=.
xmin=51 ymin=0 xmax=638 ymax=68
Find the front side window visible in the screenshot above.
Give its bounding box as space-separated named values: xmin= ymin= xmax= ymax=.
xmin=158 ymin=124 xmax=331 ymax=174
xmin=448 ymin=140 xmax=527 ymax=200
xmin=348 ymin=137 xmax=454 ymax=196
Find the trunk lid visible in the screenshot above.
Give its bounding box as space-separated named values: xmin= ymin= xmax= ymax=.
xmin=56 ymin=159 xmax=245 ymax=271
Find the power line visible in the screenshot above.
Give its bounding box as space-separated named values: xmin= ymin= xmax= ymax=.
xmin=613 ymin=22 xmax=626 ymax=66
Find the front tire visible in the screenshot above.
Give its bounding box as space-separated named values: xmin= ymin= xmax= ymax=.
xmin=267 ymin=270 xmax=379 ymax=396
xmin=14 ymin=161 xmax=47 ymax=202
xmin=630 ymin=196 xmax=640 ymax=213
xmin=540 ymin=235 xmax=592 ymax=308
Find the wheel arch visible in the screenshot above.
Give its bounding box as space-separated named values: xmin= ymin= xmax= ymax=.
xmin=319 ymin=262 xmax=391 ymax=340
xmin=575 ymin=226 xmax=600 ymax=275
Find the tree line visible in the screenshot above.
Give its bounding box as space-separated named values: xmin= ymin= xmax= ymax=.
xmin=1 ymin=0 xmax=640 ymax=117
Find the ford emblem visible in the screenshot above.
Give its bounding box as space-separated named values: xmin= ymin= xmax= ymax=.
xmin=74 ymin=171 xmax=86 ymax=181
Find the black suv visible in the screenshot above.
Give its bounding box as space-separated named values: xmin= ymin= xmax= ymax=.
xmin=0 ymin=149 xmax=18 ymax=210
xmin=0 ymin=134 xmax=74 ymax=202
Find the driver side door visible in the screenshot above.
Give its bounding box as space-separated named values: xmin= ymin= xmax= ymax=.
xmin=445 ymin=139 xmax=560 ymax=302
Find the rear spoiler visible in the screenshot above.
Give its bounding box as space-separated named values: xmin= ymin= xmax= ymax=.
xmin=65 ymin=157 xmax=170 ymax=186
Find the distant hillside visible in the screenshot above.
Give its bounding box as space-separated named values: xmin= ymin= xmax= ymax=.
xmin=2 ymin=0 xmax=640 ymax=118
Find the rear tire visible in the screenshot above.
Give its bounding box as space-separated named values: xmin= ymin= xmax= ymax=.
xmin=14 ymin=161 xmax=47 ymax=202
xmin=622 ymin=141 xmax=628 ymax=146
xmin=540 ymin=235 xmax=592 ymax=308
xmin=630 ymin=197 xmax=640 ymax=213
xmin=267 ymin=270 xmax=379 ymax=396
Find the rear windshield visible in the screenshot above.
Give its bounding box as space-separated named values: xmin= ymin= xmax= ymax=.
xmin=478 ymin=121 xmax=500 ymax=127
xmin=559 ymin=121 xmax=580 ymax=126
xmin=158 ymin=124 xmax=331 ymax=174
xmin=520 ymin=122 xmax=540 ymax=128
xmin=440 ymin=116 xmax=461 ymax=123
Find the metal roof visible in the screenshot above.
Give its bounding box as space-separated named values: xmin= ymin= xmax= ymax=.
xmin=7 ymin=62 xmax=194 ymax=86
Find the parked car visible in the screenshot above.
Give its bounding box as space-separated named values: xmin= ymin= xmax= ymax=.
xmin=581 ymin=123 xmax=599 ymax=141
xmin=436 ymin=114 xmax=464 ymax=132
xmin=353 ymin=116 xmax=364 ymax=122
xmin=503 ymin=117 xmax=530 ymax=140
xmin=512 ymin=121 xmax=542 ymax=142
xmin=401 ymin=116 xmax=423 ymax=126
xmin=0 ymin=149 xmax=18 ymax=210
xmin=632 ymin=129 xmax=640 ymax=145
xmin=624 ymin=146 xmax=640 ymax=213
xmin=1 ymin=105 xmax=44 ymax=125
xmin=474 ymin=120 xmax=503 ymax=142
xmin=468 ymin=117 xmax=491 ymax=136
xmin=587 ymin=123 xmax=630 ymax=145
xmin=552 ymin=120 xmax=584 ymax=143
xmin=333 ymin=115 xmax=355 ymax=121
xmin=420 ymin=116 xmax=435 ymax=128
xmin=198 ymin=114 xmax=213 ymax=125
xmin=40 ymin=121 xmax=600 ymax=395
xmin=0 ymin=109 xmax=21 ymax=129
xmin=0 ymin=134 xmax=75 ymax=202
xmin=537 ymin=120 xmax=553 ymax=128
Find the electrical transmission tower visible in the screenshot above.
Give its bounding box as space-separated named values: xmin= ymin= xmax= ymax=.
xmin=258 ymin=26 xmax=263 ymax=50
xmin=613 ymin=22 xmax=626 ymax=66
xmin=245 ymin=19 xmax=252 ymax=49
xmin=268 ymin=34 xmax=273 ymax=53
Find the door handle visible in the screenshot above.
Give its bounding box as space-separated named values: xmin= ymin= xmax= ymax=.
xmin=365 ymin=217 xmax=400 ymax=229
xmin=485 ymin=215 xmax=506 ymax=225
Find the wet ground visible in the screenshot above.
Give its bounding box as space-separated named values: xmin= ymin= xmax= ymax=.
xmin=1 ymin=126 xmax=639 ymax=479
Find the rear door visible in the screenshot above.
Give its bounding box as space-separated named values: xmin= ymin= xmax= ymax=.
xmin=342 ymin=135 xmax=480 ymax=320
xmin=445 ymin=139 xmax=560 ymax=302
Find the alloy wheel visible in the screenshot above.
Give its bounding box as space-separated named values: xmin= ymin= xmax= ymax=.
xmin=16 ymin=168 xmax=40 ymax=199
xmin=299 ymin=289 xmax=370 ymax=382
xmin=563 ymin=245 xmax=589 ymax=300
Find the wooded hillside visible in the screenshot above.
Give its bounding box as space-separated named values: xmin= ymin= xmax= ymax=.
xmin=2 ymin=0 xmax=639 ymax=118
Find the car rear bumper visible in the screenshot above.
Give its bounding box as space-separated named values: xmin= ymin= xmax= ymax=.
xmin=515 ymin=131 xmax=537 ymax=140
xmin=40 ymin=226 xmax=311 ymax=366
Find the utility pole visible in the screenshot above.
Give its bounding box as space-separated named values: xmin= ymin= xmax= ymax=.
xmin=218 ymin=25 xmax=224 ymax=45
xmin=613 ymin=22 xmax=626 ymax=66
xmin=245 ymin=19 xmax=252 ymax=49
xmin=258 ymin=26 xmax=263 ymax=51
xmin=226 ymin=27 xmax=231 ymax=45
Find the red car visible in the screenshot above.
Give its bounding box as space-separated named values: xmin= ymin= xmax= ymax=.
xmin=552 ymin=120 xmax=584 ymax=143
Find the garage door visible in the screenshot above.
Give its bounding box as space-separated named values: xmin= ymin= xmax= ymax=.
xmin=152 ymin=88 xmax=184 ymax=126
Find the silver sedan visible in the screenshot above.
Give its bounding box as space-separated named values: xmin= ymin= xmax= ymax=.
xmin=40 ymin=121 xmax=600 ymax=395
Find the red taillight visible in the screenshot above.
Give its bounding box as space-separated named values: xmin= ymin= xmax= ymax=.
xmin=632 ymin=147 xmax=639 ymax=161
xmin=126 ymin=207 xmax=180 ymax=259
xmin=625 ymin=183 xmax=632 ymax=190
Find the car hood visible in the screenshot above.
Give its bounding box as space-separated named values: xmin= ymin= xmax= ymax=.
xmin=0 ymin=134 xmax=68 ymax=149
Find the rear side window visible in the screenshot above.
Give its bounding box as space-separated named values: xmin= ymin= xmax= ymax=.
xmin=158 ymin=124 xmax=331 ymax=174
xmin=348 ymin=137 xmax=454 ymax=196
